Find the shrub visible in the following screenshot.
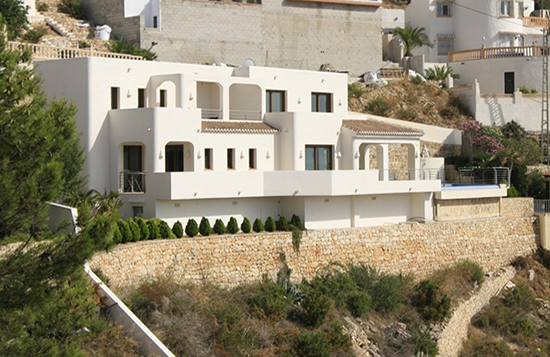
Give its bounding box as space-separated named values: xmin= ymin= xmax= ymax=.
xmin=365 ymin=96 xmax=392 ymax=117
xmin=247 ymin=280 xmax=287 ymax=321
xmin=348 ymin=82 xmax=364 ymax=99
xmin=397 ymin=108 xmax=418 ymax=121
xmin=117 ymin=220 xmax=131 ymax=243
xmin=347 ymin=291 xmax=371 ymax=317
xmin=410 ymin=330 xmax=439 ymax=357
xmin=290 ymin=214 xmax=305 ymax=230
xmin=252 ymin=218 xmax=264 ymax=233
xmin=113 ymin=225 xmax=122 ymax=244
xmin=347 ymin=264 xmax=379 ymax=291
xmin=199 ymin=217 xmax=212 ymax=236
xmin=291 ymin=331 xmax=330 ymax=357
xmin=310 ymin=271 xmax=356 ymax=303
xmin=325 ymin=323 xmax=352 ymax=351
xmin=172 ymin=220 xmax=183 ymax=238
xmin=158 ymin=220 xmax=171 ymax=239
xmin=21 ymin=28 xmax=47 ymax=44
xmin=290 ymin=225 xmax=302 ymax=252
xmin=222 ymin=217 xmax=237 ymax=234
xmin=37 ymin=2 xmax=49 ymax=11
xmin=59 ymin=0 xmax=85 ymax=19
xmin=371 ymin=274 xmax=406 ymax=313
xmin=78 ymin=40 xmax=90 ymax=49
xmin=109 ymin=38 xmax=158 ymax=61
xmin=126 ymin=218 xmax=140 ymax=242
xmin=213 ymin=219 xmax=226 ymax=235
xmin=413 ymin=280 xmax=451 ymax=322
xmin=301 ymin=290 xmax=331 ymax=328
xmin=147 ymin=220 xmax=159 ymax=239
xmin=410 ymin=74 xmax=424 ymax=85
xmin=241 ymin=217 xmax=251 ymax=233
xmin=135 ymin=217 xmax=149 ymax=241
xmin=503 ymin=282 xmax=538 ymax=310
xmin=264 ymin=216 xmax=276 ymax=232
xmin=424 ymin=65 xmax=459 ymax=81
xmin=276 ymin=216 xmax=289 ymax=231
xmin=185 ymin=218 xmax=199 ymax=237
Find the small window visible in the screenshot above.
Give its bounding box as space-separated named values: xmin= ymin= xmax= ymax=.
xmin=133 ymin=206 xmax=144 ymax=218
xmin=305 ymin=145 xmax=332 ymax=170
xmin=111 ymin=87 xmax=119 ymax=109
xmin=266 ymin=90 xmax=286 ymax=112
xmin=437 ymin=38 xmax=454 ymax=55
xmin=204 ymin=148 xmax=213 ymax=170
xmin=249 ymin=148 xmax=257 ymax=169
xmin=500 ymin=1 xmax=513 ymax=16
xmin=165 ymin=145 xmax=184 ymax=172
xmin=159 ymin=89 xmax=167 ymax=107
xmin=437 ymin=2 xmax=452 ymax=17
xmin=227 ymin=148 xmax=235 ymax=169
xmin=311 ymin=93 xmax=332 ymax=113
xmin=153 ymin=16 xmax=158 ymax=28
xmin=138 ymin=88 xmax=146 ymax=108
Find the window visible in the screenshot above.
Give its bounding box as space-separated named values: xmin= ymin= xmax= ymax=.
xmin=266 ymin=90 xmax=286 ymax=112
xmin=518 ymin=1 xmax=525 ymax=17
xmin=436 ymin=2 xmax=452 ymax=17
xmin=160 ymin=89 xmax=167 ymax=107
xmin=227 ymin=148 xmax=235 ymax=169
xmin=500 ymin=35 xmax=514 ymax=47
xmin=305 ymin=145 xmax=332 ymax=170
xmin=249 ymin=148 xmax=257 ymax=169
xmin=153 ymin=16 xmax=158 ymax=28
xmin=311 ymin=93 xmax=332 ymax=113
xmin=111 ymin=87 xmax=119 ymax=109
xmin=138 ymin=88 xmax=145 ymax=108
xmin=124 ymin=145 xmax=142 ymax=172
xmin=500 ymin=1 xmax=513 ymax=16
xmin=204 ymin=148 xmax=213 ymax=170
xmin=437 ymin=38 xmax=454 ymax=55
xmin=133 ymin=206 xmax=143 ymax=218
xmin=165 ymin=145 xmax=184 ymax=172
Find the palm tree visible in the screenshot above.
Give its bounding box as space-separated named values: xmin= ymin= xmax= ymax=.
xmin=394 ymin=26 xmax=434 ymax=57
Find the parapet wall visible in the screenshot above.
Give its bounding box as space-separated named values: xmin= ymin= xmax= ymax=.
xmin=90 ymin=198 xmax=538 ymax=294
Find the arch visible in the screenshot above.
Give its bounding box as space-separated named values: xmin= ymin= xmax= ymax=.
xmin=229 ymin=83 xmax=262 ymax=121
xmin=358 ymin=143 xmax=384 ymax=171
xmin=197 ymin=81 xmax=222 ymax=119
xmin=164 ymin=141 xmax=195 ymax=172
xmin=119 ymin=142 xmax=146 ymax=193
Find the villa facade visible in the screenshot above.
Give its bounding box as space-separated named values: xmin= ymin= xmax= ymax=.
xmin=36 ymin=58 xmax=452 ymax=229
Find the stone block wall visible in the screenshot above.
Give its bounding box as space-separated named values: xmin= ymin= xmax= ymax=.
xmin=435 ymin=197 xmax=501 ymax=221
xmin=501 ymin=197 xmax=533 ymax=218
xmin=90 ymin=202 xmax=538 ymax=294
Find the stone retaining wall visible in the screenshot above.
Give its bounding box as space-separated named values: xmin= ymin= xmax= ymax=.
xmin=90 ymin=211 xmax=538 ymax=295
xmin=435 ymin=197 xmax=501 ymax=221
xmin=501 ymin=197 xmax=534 ymax=218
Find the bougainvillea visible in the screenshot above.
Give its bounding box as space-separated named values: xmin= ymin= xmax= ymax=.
xmin=459 ymin=120 xmax=504 ymax=154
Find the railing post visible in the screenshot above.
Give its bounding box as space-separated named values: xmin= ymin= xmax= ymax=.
xmin=481 ymin=44 xmax=487 ymax=59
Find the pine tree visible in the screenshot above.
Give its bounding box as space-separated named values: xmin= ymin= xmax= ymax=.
xmin=213 ymin=219 xmax=226 ymax=235
xmin=199 ymin=217 xmax=212 ymax=236
xmin=265 ymin=216 xmax=276 ymax=232
xmin=172 ymin=220 xmax=183 ymax=238
xmin=241 ymin=217 xmax=251 ymax=233
xmin=253 ymin=218 xmax=264 ymax=233
xmin=159 ymin=220 xmax=171 ymax=238
xmin=147 ymin=220 xmax=159 ymax=239
xmin=227 ymin=217 xmax=239 ymax=234
xmin=185 ymin=219 xmax=199 ymax=237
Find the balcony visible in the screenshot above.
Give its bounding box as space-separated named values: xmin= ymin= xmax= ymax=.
xmin=119 ymin=171 xmax=146 ymax=193
xmin=201 ymin=108 xmax=222 ymax=119
xmin=449 ymin=45 xmax=548 ymax=62
xmin=230 ymin=110 xmax=262 ymax=121
xmin=523 ymin=16 xmax=549 ymax=29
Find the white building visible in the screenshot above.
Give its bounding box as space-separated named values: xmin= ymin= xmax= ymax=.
xmin=36 ymin=58 xmax=508 ymax=229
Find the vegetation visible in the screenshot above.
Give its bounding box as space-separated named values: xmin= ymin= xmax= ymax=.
xmin=213 ymin=218 xmax=226 ymax=235
xmin=109 ymin=38 xmax=158 ymax=61
xmin=0 ymin=0 xmax=28 ymax=39
xmin=36 ymin=2 xmax=49 ymax=12
xmin=240 ymin=217 xmax=251 ymax=233
xmin=185 ymin=218 xmax=199 ymax=237
xmin=158 ymin=220 xmax=171 ymax=239
xmin=252 ymin=218 xmax=264 ymax=233
xmin=394 ymin=26 xmax=434 ymax=57
xmin=21 ymin=27 xmax=47 ymax=43
xmin=172 ymin=220 xmax=183 ymax=238
xmin=147 ymin=220 xmax=159 ymax=239
xmin=59 ymin=0 xmax=85 ymax=19
xmin=264 ymin=216 xmax=276 ymax=232
xmin=226 ymin=217 xmax=239 ymax=234
xmin=199 ymin=217 xmax=212 ymax=236
xmin=348 ymin=82 xmax=364 ymax=99
xmin=425 ymin=65 xmax=460 ymax=81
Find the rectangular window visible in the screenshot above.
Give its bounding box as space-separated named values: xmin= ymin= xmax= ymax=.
xmin=138 ymin=88 xmax=145 ymax=108
xmin=500 ymin=35 xmax=514 ymax=47
xmin=111 ymin=87 xmax=119 ymax=109
xmin=436 ymin=2 xmax=452 ymax=17
xmin=204 ymin=148 xmax=213 ymax=170
xmin=518 ymin=1 xmax=524 ymax=17
xmin=266 ymin=90 xmax=286 ymax=112
xmin=123 ymin=145 xmax=142 ymax=172
xmin=159 ymin=89 xmax=167 ymax=107
xmin=227 ymin=148 xmax=235 ymax=169
xmin=305 ymin=145 xmax=332 ymax=170
xmin=249 ymin=148 xmax=257 ymax=169
xmin=165 ymin=145 xmax=184 ymax=172
xmin=500 ymin=1 xmax=513 ymax=16
xmin=133 ymin=206 xmax=144 ymax=218
xmin=311 ymin=93 xmax=332 ymax=113
xmin=437 ymin=38 xmax=454 ymax=55
xmin=153 ymin=16 xmax=158 ymax=28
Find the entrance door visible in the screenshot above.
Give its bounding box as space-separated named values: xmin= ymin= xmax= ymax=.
xmin=504 ymin=72 xmax=515 ymax=94
xmin=123 ymin=146 xmax=144 ymax=192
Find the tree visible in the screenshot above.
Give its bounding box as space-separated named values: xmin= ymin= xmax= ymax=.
xmin=424 ymin=65 xmax=460 ymax=81
xmin=394 ymin=26 xmax=433 ymax=57
xmin=0 ymin=29 xmax=84 ymax=238
xmin=0 ymin=0 xmax=28 ymax=40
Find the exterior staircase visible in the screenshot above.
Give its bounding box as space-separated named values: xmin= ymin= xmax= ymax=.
xmin=45 ymin=16 xmax=77 ymax=44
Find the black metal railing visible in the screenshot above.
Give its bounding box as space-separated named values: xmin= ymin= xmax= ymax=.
xmin=535 ymin=200 xmax=550 ymax=213
xmin=119 ymin=171 xmax=146 ymax=193
xmin=378 ymin=168 xmax=444 ymax=181
xmin=452 ymin=167 xmax=510 ymax=186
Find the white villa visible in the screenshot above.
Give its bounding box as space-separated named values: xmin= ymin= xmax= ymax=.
xmin=36 ymin=58 xmax=506 ymax=229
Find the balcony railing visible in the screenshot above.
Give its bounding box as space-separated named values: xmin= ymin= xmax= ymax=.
xmin=8 ymin=41 xmax=145 ymax=61
xmin=452 ymin=167 xmax=510 ymax=186
xmin=119 ymin=171 xmax=146 ymax=193
xmin=449 ymin=44 xmax=548 ymax=62
xmin=378 ymin=168 xmax=444 ymax=182
xmin=201 ymin=108 xmax=223 ymax=119
xmin=523 ymin=16 xmax=549 ymax=28
xmin=229 ymin=110 xmax=262 ymax=121
xmin=535 ymin=200 xmax=550 ymax=213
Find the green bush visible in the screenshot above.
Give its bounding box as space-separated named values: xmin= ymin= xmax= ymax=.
xmin=348 ymin=82 xmax=364 ymax=99
xmin=504 ymin=282 xmax=538 ymax=310
xmin=371 ymin=274 xmax=406 ymax=313
xmin=264 ymin=216 xmax=276 ymax=232
xmin=21 ymin=28 xmax=47 ymax=44
xmin=213 ymin=219 xmax=226 ymax=235
xmin=113 ymin=225 xmax=122 ymax=244
xmin=109 ymin=38 xmax=158 ymax=61
xmin=241 ymin=217 xmax=251 ymax=233
xmin=135 ymin=217 xmax=149 ymax=241
xmin=185 ymin=218 xmax=199 ymax=237
xmin=325 ymin=323 xmax=352 ymax=351
xmin=290 ymin=214 xmax=305 ymax=230
xmin=347 ymin=264 xmax=379 ymax=291
xmin=410 ymin=330 xmax=439 ymax=357
xmin=310 ymin=271 xmax=356 ymax=304
xmin=410 ymin=75 xmax=424 ymax=85
xmin=365 ymin=96 xmax=392 ymax=117
xmin=252 ymin=218 xmax=264 ymax=233
xmin=78 ymin=40 xmax=90 ymax=49
xmin=292 ymin=331 xmax=331 ymax=357
xmin=290 ymin=225 xmax=302 ymax=252
xmin=117 ymin=220 xmax=131 ymax=243
xmin=276 ymin=216 xmax=289 ymax=231
xmin=59 ymin=0 xmax=85 ymax=19
xmin=413 ymin=280 xmax=451 ymax=322
xmin=146 ymin=220 xmax=159 ymax=239
xmin=126 ymin=218 xmax=140 ymax=242
xmin=199 ymin=217 xmax=212 ymax=236
xmin=247 ymin=280 xmax=287 ymax=321
xmin=301 ymin=290 xmax=331 ymax=328
xmin=347 ymin=291 xmax=371 ymax=317
xmin=172 ymin=220 xmax=183 ymax=238
xmin=158 ymin=220 xmax=171 ymax=239
xmin=37 ymin=2 xmax=49 ymax=11
xmin=226 ymin=217 xmax=239 ymax=234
